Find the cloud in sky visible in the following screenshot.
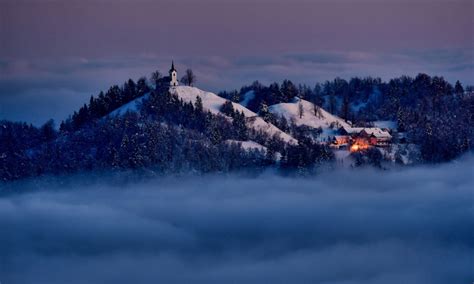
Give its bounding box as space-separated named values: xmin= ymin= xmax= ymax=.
xmin=1 ymin=48 xmax=473 ymax=125
xmin=0 ymin=154 xmax=473 ymax=283
xmin=0 ymin=0 xmax=472 ymax=124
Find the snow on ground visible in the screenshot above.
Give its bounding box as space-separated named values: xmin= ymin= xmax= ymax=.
xmin=108 ymin=93 xmax=150 ymax=117
xmin=269 ymin=98 xmax=351 ymax=130
xmin=226 ymin=140 xmax=267 ymax=152
xmin=171 ymin=86 xmax=254 ymax=117
xmin=240 ymin=90 xmax=255 ymax=107
xmin=171 ymin=86 xmax=297 ymax=144
xmin=269 ymin=98 xmax=351 ymax=141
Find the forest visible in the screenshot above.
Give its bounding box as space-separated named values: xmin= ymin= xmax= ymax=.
xmin=1 ymin=72 xmax=473 ymax=181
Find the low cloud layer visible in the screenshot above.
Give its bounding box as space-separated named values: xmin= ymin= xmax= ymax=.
xmin=0 ymin=156 xmax=473 ymax=283
xmin=1 ymin=49 xmax=473 ymax=125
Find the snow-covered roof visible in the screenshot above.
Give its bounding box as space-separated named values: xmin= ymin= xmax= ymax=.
xmin=334 ymin=135 xmax=350 ymax=139
xmin=341 ymin=126 xmax=391 ymax=139
xmin=361 ymin=128 xmax=392 ymax=139
xmin=341 ymin=126 xmax=364 ymax=134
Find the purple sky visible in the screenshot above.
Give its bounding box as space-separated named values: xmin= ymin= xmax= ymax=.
xmin=1 ymin=0 xmax=473 ymax=125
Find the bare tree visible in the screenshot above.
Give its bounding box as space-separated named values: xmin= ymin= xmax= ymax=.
xmin=298 ymin=100 xmax=304 ymax=119
xmin=181 ymin=69 xmax=196 ymax=86
xmin=150 ymin=71 xmax=162 ymax=89
xmin=313 ymin=103 xmax=323 ymax=118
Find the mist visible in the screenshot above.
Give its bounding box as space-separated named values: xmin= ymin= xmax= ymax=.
xmin=0 ymin=156 xmax=473 ymax=283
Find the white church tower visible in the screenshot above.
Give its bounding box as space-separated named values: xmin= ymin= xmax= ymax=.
xmin=169 ymin=61 xmax=178 ymax=87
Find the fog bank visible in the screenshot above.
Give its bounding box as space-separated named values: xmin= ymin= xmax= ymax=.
xmin=0 ymin=157 xmax=473 ymax=283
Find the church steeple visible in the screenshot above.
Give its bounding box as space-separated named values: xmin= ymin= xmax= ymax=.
xmin=169 ymin=61 xmax=178 ymax=87
xmin=170 ymin=61 xmax=176 ymax=73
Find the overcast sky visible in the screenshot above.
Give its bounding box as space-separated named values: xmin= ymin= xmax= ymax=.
xmin=0 ymin=0 xmax=473 ymax=125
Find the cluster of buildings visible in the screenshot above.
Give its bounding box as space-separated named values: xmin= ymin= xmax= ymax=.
xmin=330 ymin=126 xmax=393 ymax=152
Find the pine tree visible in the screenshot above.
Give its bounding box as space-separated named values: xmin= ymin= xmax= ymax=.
xmin=195 ymin=96 xmax=203 ymax=113
xmin=341 ymin=95 xmax=350 ymax=122
xmin=220 ymin=101 xmax=234 ymax=116
xmin=454 ymin=80 xmax=464 ymax=97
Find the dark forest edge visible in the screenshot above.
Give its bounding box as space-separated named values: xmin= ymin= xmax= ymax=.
xmin=1 ymin=71 xmax=473 ymax=182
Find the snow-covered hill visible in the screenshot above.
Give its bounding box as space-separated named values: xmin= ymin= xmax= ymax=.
xmin=269 ymin=98 xmax=351 ymax=140
xmin=171 ymin=86 xmax=297 ymax=144
xmin=108 ymin=93 xmax=150 ymax=117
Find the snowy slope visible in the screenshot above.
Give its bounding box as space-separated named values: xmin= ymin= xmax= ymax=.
xmin=269 ymin=98 xmax=351 ymax=140
xmin=226 ymin=140 xmax=267 ymax=152
xmin=171 ymin=86 xmax=297 ymax=144
xmin=171 ymin=86 xmax=254 ymax=116
xmin=108 ymin=93 xmax=150 ymax=117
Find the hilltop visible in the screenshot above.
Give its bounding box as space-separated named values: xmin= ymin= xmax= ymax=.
xmin=1 ymin=66 xmax=473 ymax=181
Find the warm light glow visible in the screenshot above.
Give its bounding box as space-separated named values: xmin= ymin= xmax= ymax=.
xmin=350 ymin=139 xmax=371 ymax=152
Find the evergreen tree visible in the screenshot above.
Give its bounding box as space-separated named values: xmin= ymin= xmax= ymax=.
xmin=194 ymin=96 xmax=204 ymax=113
xmin=454 ymin=80 xmax=464 ymax=97
xmin=220 ymin=101 xmax=234 ymax=116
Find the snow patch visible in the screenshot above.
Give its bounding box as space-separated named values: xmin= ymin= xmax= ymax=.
xmin=226 ymin=140 xmax=267 ymax=152
xmin=108 ymin=93 xmax=150 ymax=117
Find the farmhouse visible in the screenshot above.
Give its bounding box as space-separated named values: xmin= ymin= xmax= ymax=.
xmin=330 ymin=135 xmax=352 ymax=149
xmin=359 ymin=128 xmax=392 ymax=146
xmin=338 ymin=126 xmax=392 ymax=151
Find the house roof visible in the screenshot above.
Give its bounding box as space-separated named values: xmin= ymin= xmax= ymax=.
xmin=334 ymin=135 xmax=350 ymax=139
xmin=341 ymin=126 xmax=363 ymax=134
xmin=361 ymin=128 xmax=392 ymax=139
xmin=341 ymin=126 xmax=391 ymax=138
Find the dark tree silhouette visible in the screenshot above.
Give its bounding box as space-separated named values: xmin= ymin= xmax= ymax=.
xmin=181 ymin=69 xmax=196 ymax=86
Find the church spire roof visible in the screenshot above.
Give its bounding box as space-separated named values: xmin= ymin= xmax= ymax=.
xmin=169 ymin=60 xmax=177 ymax=73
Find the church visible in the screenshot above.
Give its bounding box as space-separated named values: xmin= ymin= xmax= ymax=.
xmin=169 ymin=61 xmax=179 ymax=87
